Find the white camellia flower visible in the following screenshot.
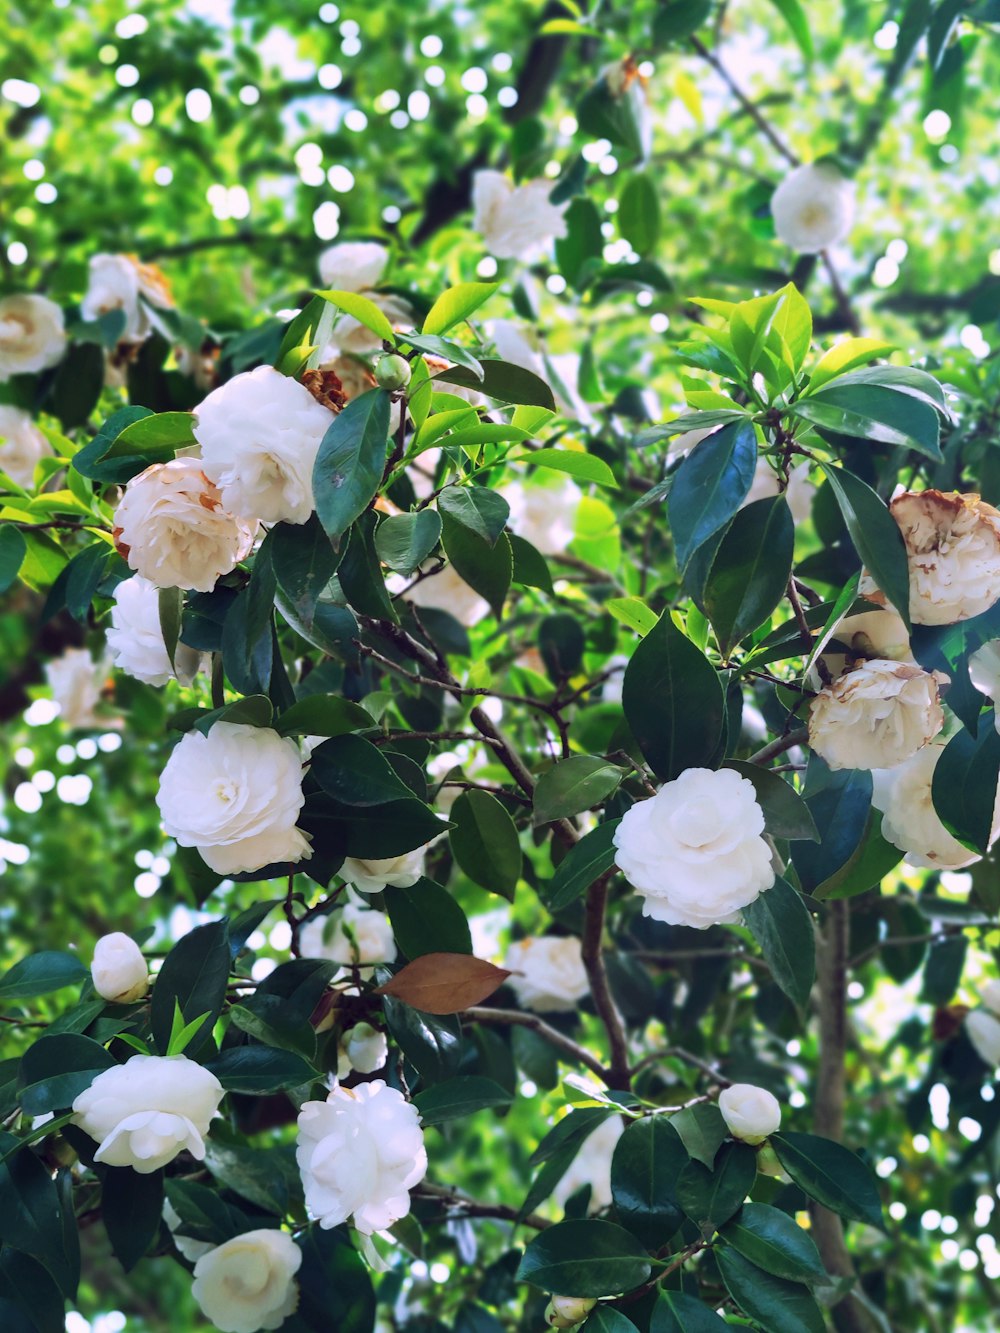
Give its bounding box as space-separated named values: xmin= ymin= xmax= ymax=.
xmin=0 ymin=405 xmax=52 ymax=488
xmin=770 ymin=162 xmax=855 ymax=253
xmin=546 ymin=1296 xmax=598 ymax=1328
xmin=91 ymin=932 xmax=148 ymax=1003
xmin=966 ymin=1009 xmax=1000 ymax=1068
xmin=318 ymin=240 xmax=389 ymax=292
xmin=613 ymin=768 xmax=775 ymax=928
xmin=504 ymin=936 xmax=589 ymax=1014
xmin=337 ymin=1022 xmax=389 ymax=1078
xmin=553 ymin=1115 xmax=624 ymax=1213
xmin=861 ymin=490 xmax=1000 ymax=625
xmin=157 ymin=722 xmax=312 ymax=875
xmin=80 ymin=253 xmax=174 ymax=343
xmin=872 ymin=743 xmax=1000 ymax=869
xmin=107 ymin=575 xmax=204 ymax=686
xmin=826 ymin=608 xmax=913 ymax=670
xmin=194 ymin=365 xmax=335 ymax=526
xmin=191 ymin=1228 xmax=302 ymax=1333
xmin=502 ymin=477 xmax=582 ymax=556
xmin=298 ymin=902 xmax=397 ymax=977
xmin=742 ymin=458 xmax=815 ymax=526
xmin=162 ymin=1199 xmax=213 ymax=1263
xmin=0 ymin=293 xmax=67 ymax=379
xmin=808 ymin=658 xmax=946 ymax=771
xmin=45 ymin=648 xmax=106 ymax=728
xmin=472 ymin=170 xmax=569 ymax=261
xmin=296 ymin=1080 xmax=427 ymax=1234
xmin=719 ymin=1083 xmax=782 ymax=1144
xmin=340 ymin=848 xmax=427 ymax=894
xmin=401 ymin=563 xmax=490 ymax=627
xmin=71 ymin=1054 xmax=224 ymax=1173
xmin=113 ymin=458 xmax=257 ymax=593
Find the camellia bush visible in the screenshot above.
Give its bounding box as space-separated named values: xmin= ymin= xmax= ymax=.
xmin=5 ymin=3 xmax=1000 ymax=1333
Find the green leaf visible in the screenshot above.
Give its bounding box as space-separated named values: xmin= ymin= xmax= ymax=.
xmin=308 ymin=795 xmax=446 ymax=858
xmin=274 ymin=695 xmax=374 ymax=738
xmin=622 ymin=611 xmax=725 ymax=781
xmin=677 ymin=1141 xmax=756 ymax=1234
xmin=808 ymin=338 xmax=895 ymax=393
xmin=413 ymin=1075 xmax=513 ymax=1126
xmin=338 ymin=510 xmax=398 ymax=622
xmin=228 ymin=999 xmax=317 ymax=1061
xmin=770 ymin=1132 xmax=885 ymax=1230
xmin=618 ymin=171 xmax=660 ymax=255
xmin=583 ymin=1310 xmax=640 ymax=1333
xmin=310 ymin=734 xmax=413 ymax=806
xmin=293 ymin=1226 xmax=376 ymax=1333
xmin=557 ymin=197 xmax=604 ymax=289
xmin=791 ymin=761 xmax=873 ymax=895
xmin=606 ymin=597 xmax=659 ymax=637
xmin=816 ymin=463 xmax=910 ymax=628
xmin=546 ymin=818 xmax=622 ymax=911
xmin=743 ymin=878 xmax=816 ymax=1010
xmin=313 ymin=389 xmax=391 ymax=542
xmin=271 ymin=515 xmax=340 ymax=622
xmin=729 ymin=289 xmax=788 ymax=379
xmin=432 ymin=359 xmax=556 ymax=410
xmin=669 ymin=1104 xmax=728 ymax=1169
xmin=510 ymin=533 xmax=554 ymax=593
xmin=0 ymin=1131 xmax=77 ymax=1296
xmin=374 ymin=509 xmax=442 ymax=574
xmin=439 ymin=520 xmax=512 ymax=620
xmin=720 ymin=1203 xmax=828 ymax=1284
xmin=931 ymin=716 xmax=1000 ymax=853
xmin=318 ymin=289 xmax=396 ymax=344
xmin=539 ymin=613 xmax=585 ymax=680
xmin=166 ymin=1000 xmax=213 ymax=1056
xmin=793 ymin=384 xmax=942 ymax=462
xmin=650 ymin=1290 xmax=731 ymax=1332
xmin=384 ymin=879 xmax=473 ymax=958
xmin=205 ymin=1045 xmax=317 ymax=1093
xmin=652 ymin=0 xmax=713 ymax=43
xmin=723 ymin=762 xmax=818 ymax=842
xmin=512 ymin=447 xmax=617 ymax=487
xmin=766 ymin=0 xmax=814 ymax=59
xmin=438 ymin=486 xmax=510 ymax=545
xmin=275 ymin=295 xmax=334 ymax=376
xmin=449 ymin=790 xmax=522 ymax=900
xmin=701 ymin=497 xmax=794 ymax=656
xmin=18 ymin=1034 xmax=117 ymax=1116
xmin=668 ymin=421 xmax=758 ymax=572
xmin=113 ymin=410 xmax=195 ymax=455
xmin=0 ymin=953 xmax=87 ymax=1002
xmin=810 ymin=811 xmax=903 ymax=902
xmin=0 ymin=1247 xmax=67 ymax=1333
xmin=423 ymin=282 xmax=500 ymax=336
xmin=533 ymin=757 xmax=624 ymax=825
xmin=610 ymin=1116 xmax=687 ymax=1248
xmin=0 ymin=525 xmax=27 ymax=593
xmin=716 ymin=1248 xmax=825 ymax=1333
xmin=150 ymin=920 xmax=230 ymax=1059
xmin=158 ymin=585 xmax=183 ymax=672
xmin=517 ymin=1220 xmax=652 ymax=1298
xmin=101 ymin=1167 xmax=163 ymax=1273
xmin=402 ymin=332 xmax=485 ymax=380
xmin=771 ymin=282 xmax=813 ymax=370
xmin=383 ymin=996 xmax=462 ymax=1084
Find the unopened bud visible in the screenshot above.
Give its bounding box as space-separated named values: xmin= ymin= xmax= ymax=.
xmin=375 ymin=353 xmax=411 ymax=391
xmin=545 ymin=1295 xmax=597 ymax=1328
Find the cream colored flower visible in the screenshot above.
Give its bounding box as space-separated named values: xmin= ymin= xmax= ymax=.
xmin=504 ymin=936 xmax=589 ymax=1014
xmin=770 ymin=162 xmax=855 ymax=253
xmin=81 ymin=253 xmax=173 ymax=343
xmin=298 ymin=902 xmax=397 ymax=977
xmin=340 ymin=849 xmax=426 ymax=894
xmin=552 ymin=1116 xmax=624 ymax=1213
xmin=966 ymin=1009 xmax=1000 ymax=1067
xmin=337 ymin=1022 xmax=388 ymax=1077
xmin=808 ymin=659 xmax=945 ymax=771
xmin=0 ymin=294 xmax=66 ymax=379
xmin=91 ymin=932 xmax=148 ymax=1003
xmin=861 ymin=490 xmax=1000 ymax=625
xmin=113 ymin=458 xmax=257 ymax=593
xmin=501 ymin=477 xmax=582 ymax=555
xmin=969 ymin=640 xmax=1000 ymax=714
xmin=742 ymin=458 xmax=815 ymax=525
xmin=719 ymin=1083 xmax=782 ymax=1144
xmin=45 ymin=648 xmax=105 ymax=728
xmin=472 ymin=171 xmax=569 ymax=262
xmin=318 ymin=241 xmax=389 ymax=292
xmin=546 ymin=1296 xmax=598 ymax=1328
xmin=192 ymin=1229 xmax=302 ymax=1333
xmin=872 ymin=743 xmax=1000 ymax=869
xmin=107 ymin=574 xmax=204 ymax=686
xmin=402 ymin=563 xmax=489 ymax=626
xmin=0 ymin=405 xmax=52 ymax=488
xmin=613 ymin=768 xmax=775 ymax=928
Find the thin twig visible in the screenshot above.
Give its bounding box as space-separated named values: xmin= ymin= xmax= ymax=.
xmin=582 ymin=871 xmax=631 ymax=1088
xmin=462 ymin=1007 xmax=611 ymax=1082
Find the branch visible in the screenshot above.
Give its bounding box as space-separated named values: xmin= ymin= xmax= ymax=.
xmin=462 ymin=1006 xmax=611 ymax=1083
xmin=747 ymin=727 xmax=809 ymax=766
xmin=689 ymin=36 xmax=799 ymax=166
xmin=582 ymin=871 xmax=631 ymax=1089
xmin=413 ymin=1180 xmax=551 ymax=1231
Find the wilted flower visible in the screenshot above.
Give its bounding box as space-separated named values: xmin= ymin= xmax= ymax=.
xmin=808 ymin=659 xmax=946 ymax=771
xmin=770 ymin=162 xmax=855 ymax=253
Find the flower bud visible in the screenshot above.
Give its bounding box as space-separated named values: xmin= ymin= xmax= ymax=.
xmin=91 ymin=932 xmax=149 ymax=1003
xmin=545 ymin=1295 xmax=598 ymax=1328
xmin=375 ymin=353 xmax=412 ymax=392
xmin=719 ymin=1083 xmax=782 ymax=1145
xmin=343 ymin=1022 xmax=388 ymax=1075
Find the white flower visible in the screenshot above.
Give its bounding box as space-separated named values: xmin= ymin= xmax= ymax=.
xmin=337 ymin=1022 xmax=389 ymax=1077
xmin=340 ymin=849 xmax=427 ymax=894
xmin=502 ymin=477 xmax=582 ymax=555
xmin=770 ymin=162 xmax=855 ymax=253
xmin=71 ymin=1054 xmax=224 ymax=1173
xmin=552 ymin=1116 xmax=624 ymax=1213
xmin=0 ymin=294 xmax=66 ymax=379
xmin=194 ymin=366 xmax=335 ymax=526
xmin=546 ymin=1296 xmax=598 ymax=1328
xmin=0 ymin=405 xmax=52 ymax=488
xmin=162 ymin=1199 xmax=213 ymax=1263
xmin=742 ymin=458 xmax=815 ymax=526
xmin=504 ymin=936 xmax=589 ymax=1014
xmin=719 ymin=1083 xmax=782 ymax=1144
xmin=969 ymin=640 xmax=1000 ymax=712
xmin=113 ymin=458 xmax=257 ymax=593
xmin=402 ymin=563 xmax=489 ymax=626
xmin=91 ymin=932 xmax=148 ymax=1003
xmin=298 ymin=902 xmax=397 ymax=977
xmin=296 ymin=1080 xmax=427 ymax=1234
xmin=318 ymin=241 xmax=389 ymax=292
xmin=192 ymin=1228 xmax=302 ymax=1333
xmin=157 ymin=723 xmax=312 ymax=875
xmin=472 ymin=170 xmax=568 ymax=262
xmin=45 ymin=648 xmax=105 ymax=728
xmin=966 ymin=1009 xmax=1000 ymax=1067
xmin=107 ymin=575 xmax=203 ymax=686
xmin=981 ymin=979 xmax=1000 ymax=1017
xmin=613 ymin=768 xmax=775 ymax=928
xmin=80 ymin=253 xmax=173 ymax=343
xmin=872 ymin=743 xmax=1000 ymax=869
xmin=861 ymin=490 xmax=1000 ymax=625
xmin=808 ymin=659 xmax=945 ymax=771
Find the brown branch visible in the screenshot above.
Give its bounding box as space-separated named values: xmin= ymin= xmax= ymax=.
xmin=413 ymin=1180 xmax=552 ymax=1231
xmin=747 ymin=727 xmax=809 ymax=766
xmin=689 ymin=36 xmax=799 ymax=166
xmin=462 ymin=1006 xmax=610 ymax=1082
xmin=582 ymin=871 xmax=631 ymax=1089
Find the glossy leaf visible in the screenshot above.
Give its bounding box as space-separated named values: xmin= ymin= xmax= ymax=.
xmin=668 ymin=421 xmax=758 ymax=572
xmin=517 ymin=1220 xmax=652 ymax=1298
xmin=313 ymin=389 xmax=391 ymax=542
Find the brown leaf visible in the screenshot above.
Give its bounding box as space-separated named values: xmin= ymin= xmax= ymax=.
xmin=375 ymin=953 xmax=511 ymax=1015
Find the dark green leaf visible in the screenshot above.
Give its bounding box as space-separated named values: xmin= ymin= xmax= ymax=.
xmin=716 ymin=1248 xmax=825 ymax=1333
xmin=101 ymin=1167 xmax=163 ymax=1273
xmin=743 ymin=878 xmax=816 ymax=1010
xmin=313 ymin=390 xmax=391 ymax=542
xmin=274 ymin=695 xmax=374 ymax=738
xmin=0 ymin=526 xmax=27 ymax=593
xmin=449 ymin=790 xmax=522 ymax=900
xmin=719 ymin=1203 xmax=827 ymax=1283
xmin=432 ymin=359 xmax=556 ymax=410
xmin=0 ymin=953 xmax=87 ymax=1002
xmin=794 ymin=383 xmax=942 ymax=462
xmin=770 ymin=1132 xmax=884 ymax=1230
xmin=652 ymin=0 xmax=713 ymax=43
xmin=150 ymin=920 xmax=230 ymax=1058
xmin=533 ymin=757 xmax=624 ymax=825
xmin=723 ymin=762 xmax=818 ymax=842
xmin=374 ymin=509 xmax=442 ymax=574
xmin=610 ymin=1116 xmax=687 ymax=1248
xmin=439 ymin=520 xmax=512 ymax=620
xmin=583 ymin=1310 xmax=640 ymax=1333
xmin=791 ymin=760 xmax=872 ymax=895
xmin=382 ymin=995 xmax=462 ymax=1083
xmin=384 ymin=879 xmax=472 ymax=958
xmin=702 ymin=498 xmax=794 ymax=656
xmin=668 ymin=422 xmax=758 ymax=573
xmin=669 ymin=1104 xmax=728 ymax=1169
xmin=413 ymin=1075 xmax=513 ymax=1126
xmin=546 ymin=819 xmax=621 ymax=911
xmin=618 ymin=172 xmax=660 ymax=255
xmin=650 ymin=1290 xmax=730 ymax=1332
xmin=676 ymin=1141 xmax=757 ymax=1233
xmin=517 ymin=1220 xmax=652 ymax=1298
xmin=816 ymin=463 xmax=910 ymax=627
xmin=310 ymin=734 xmax=413 ymax=806
xmin=205 ymin=1045 xmax=317 ymax=1093
xmin=931 ymin=717 xmax=1000 ymax=853
xmin=271 ymin=516 xmax=340 ymax=621
xmin=438 ymin=486 xmax=510 ymax=546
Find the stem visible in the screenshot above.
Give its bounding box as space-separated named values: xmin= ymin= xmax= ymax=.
xmin=747 ymin=727 xmax=809 ymax=766
xmin=581 ymin=871 xmax=631 ymax=1089
xmin=689 ymin=36 xmax=799 ymax=166
xmin=412 ymin=1181 xmax=551 ymax=1231
xmin=462 ymin=1007 xmax=611 ymax=1082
